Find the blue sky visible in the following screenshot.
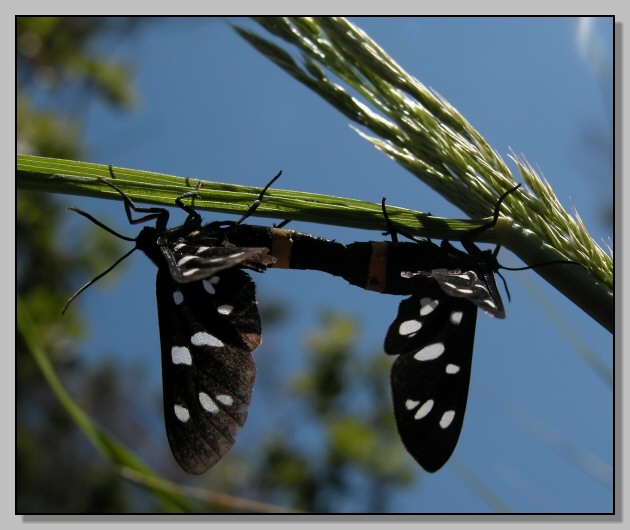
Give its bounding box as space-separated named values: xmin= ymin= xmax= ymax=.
xmin=53 ymin=17 xmax=613 ymax=513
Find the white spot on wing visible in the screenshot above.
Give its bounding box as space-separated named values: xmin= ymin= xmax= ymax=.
xmin=199 ymin=392 xmax=219 ymax=414
xmin=419 ymin=297 xmax=439 ymax=316
xmin=399 ymin=319 xmax=421 ymax=336
xmin=439 ymin=410 xmax=456 ymax=429
xmin=191 ymin=331 xmax=224 ymax=348
xmin=174 ymin=404 xmax=190 ymax=422
xmin=405 ymin=399 xmax=420 ymax=410
xmin=446 ymin=363 xmax=460 ymax=374
xmin=414 ymin=399 xmax=434 ymax=420
xmin=171 ymin=346 xmax=192 ymax=365
xmin=173 ymin=290 xmax=184 ymax=305
xmin=203 ymin=276 xmax=220 ymax=294
xmin=196 ymin=246 xmax=210 ymax=254
xmin=215 ymin=394 xmax=233 ymax=406
xmin=217 ymin=304 xmax=233 ymax=315
xmin=450 ymin=311 xmax=463 ymax=325
xmin=414 ymin=342 xmax=445 ymax=361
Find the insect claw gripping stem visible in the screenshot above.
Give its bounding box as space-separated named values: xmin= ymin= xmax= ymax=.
xmin=235 ymin=170 xmax=282 ymax=225
xmin=380 ymin=197 xmax=423 ymax=244
xmin=101 ymin=169 xmax=170 ymax=230
xmin=380 ymin=197 xmax=398 ymax=243
xmin=461 ymin=184 xmax=521 ymax=251
xmin=173 ymin=180 xmax=203 ymax=227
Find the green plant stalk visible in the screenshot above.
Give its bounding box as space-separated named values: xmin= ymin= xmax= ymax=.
xmin=236 ymin=17 xmax=613 ymax=333
xmin=121 ymin=468 xmax=300 ymax=513
xmin=17 ymin=154 xmax=485 ymax=238
xmin=494 ymin=220 xmax=612 ymax=332
xmin=17 ymin=154 xmax=612 ymax=331
xmin=17 ymin=294 xmax=196 ymax=513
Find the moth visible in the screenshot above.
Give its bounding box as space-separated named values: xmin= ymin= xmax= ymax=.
xmin=66 ymin=172 xmax=278 ymax=474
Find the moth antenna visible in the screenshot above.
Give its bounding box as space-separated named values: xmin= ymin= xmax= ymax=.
xmin=64 ymin=196 xmax=138 ymax=314
xmin=67 ymin=206 xmax=135 ymax=242
xmin=496 ymin=271 xmax=511 ymax=303
xmin=62 ymin=246 xmax=137 ymax=314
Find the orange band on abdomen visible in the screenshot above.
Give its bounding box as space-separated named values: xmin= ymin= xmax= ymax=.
xmin=366 ymin=241 xmax=388 ymax=292
xmin=270 ymin=229 xmax=294 ymax=269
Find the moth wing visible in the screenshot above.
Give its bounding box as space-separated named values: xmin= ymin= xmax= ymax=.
xmin=384 ymin=282 xmax=477 ymax=472
xmin=161 ymin=242 xmax=271 ymax=283
xmin=156 ymin=267 xmax=261 ymax=474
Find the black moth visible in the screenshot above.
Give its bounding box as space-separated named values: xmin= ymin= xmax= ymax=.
xmin=382 ymin=241 xmax=505 ymax=473
xmin=379 ymin=191 xmax=511 ymax=473
xmin=66 ymin=172 xmax=279 ymax=474
xmin=381 ymin=193 xmax=575 ymax=472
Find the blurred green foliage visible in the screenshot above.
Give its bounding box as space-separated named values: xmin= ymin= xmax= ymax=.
xmin=16 ymin=17 xmax=417 ymax=513
xmin=17 ymin=16 xmax=145 ymax=513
